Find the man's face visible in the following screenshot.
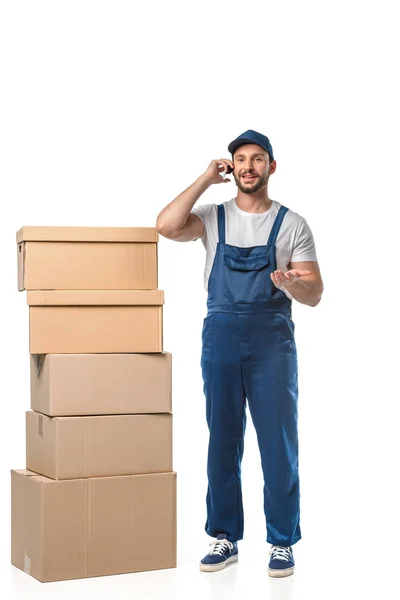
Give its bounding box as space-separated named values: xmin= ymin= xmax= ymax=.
xmin=232 ymin=144 xmax=274 ymax=194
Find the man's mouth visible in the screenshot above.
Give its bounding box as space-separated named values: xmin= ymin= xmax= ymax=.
xmin=242 ymin=175 xmax=258 ymax=180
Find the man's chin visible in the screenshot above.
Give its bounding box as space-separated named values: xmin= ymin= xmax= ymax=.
xmin=234 ymin=175 xmax=267 ymax=193
xmin=237 ymin=182 xmax=264 ymax=194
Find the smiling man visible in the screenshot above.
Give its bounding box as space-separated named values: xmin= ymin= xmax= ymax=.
xmin=156 ymin=129 xmax=323 ymax=578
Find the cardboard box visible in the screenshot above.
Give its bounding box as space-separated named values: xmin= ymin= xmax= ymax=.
xmin=27 ymin=290 xmax=164 ymax=353
xmin=11 ymin=469 xmax=177 ymax=582
xmin=17 ymin=226 xmax=158 ymax=291
xmin=26 ymin=412 xmax=173 ymax=479
xmin=30 ymin=352 xmax=172 ymax=416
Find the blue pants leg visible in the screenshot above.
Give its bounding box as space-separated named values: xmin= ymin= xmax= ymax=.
xmin=243 ymin=312 xmax=301 ymax=546
xmin=201 ymin=313 xmax=246 ymax=543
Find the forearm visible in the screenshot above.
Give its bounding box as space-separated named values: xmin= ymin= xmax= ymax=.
xmin=283 ymin=278 xmax=323 ymax=307
xmin=156 ymin=174 xmax=210 ymax=233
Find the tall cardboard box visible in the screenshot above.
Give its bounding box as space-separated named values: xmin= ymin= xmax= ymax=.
xmin=26 ymin=412 xmax=173 ymax=479
xmin=11 ymin=469 xmax=177 ymax=582
xmin=30 ymin=352 xmax=172 ymax=416
xmin=17 ymin=226 xmax=158 ymax=290
xmin=27 ymin=290 xmax=164 ymax=353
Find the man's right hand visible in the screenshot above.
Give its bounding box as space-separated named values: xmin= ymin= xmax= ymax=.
xmin=202 ymin=159 xmax=235 ymax=185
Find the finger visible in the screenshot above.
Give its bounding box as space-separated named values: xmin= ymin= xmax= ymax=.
xmin=217 ymin=159 xmax=230 ymax=170
xmin=220 ymin=159 xmax=234 ymax=174
xmin=273 ymin=280 xmax=283 ymax=289
xmin=285 ymin=271 xmax=298 ymax=281
xmin=276 ymin=270 xmax=287 ymax=284
xmin=270 ymin=272 xmax=283 ymax=288
xmin=218 ymin=163 xmax=229 ymax=179
xmin=291 ymin=269 xmax=312 ymax=276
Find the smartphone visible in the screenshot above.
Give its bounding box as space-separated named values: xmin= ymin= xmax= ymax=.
xmin=221 ymin=165 xmax=234 ymax=179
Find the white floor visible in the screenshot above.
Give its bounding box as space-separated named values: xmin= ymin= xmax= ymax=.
xmin=2 ymin=534 xmax=396 ymax=600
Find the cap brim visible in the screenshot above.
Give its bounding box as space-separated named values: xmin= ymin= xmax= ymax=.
xmin=228 ymin=138 xmax=265 ymax=155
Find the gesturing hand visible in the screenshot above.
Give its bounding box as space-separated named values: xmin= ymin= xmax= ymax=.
xmin=270 ymin=269 xmax=312 ymax=289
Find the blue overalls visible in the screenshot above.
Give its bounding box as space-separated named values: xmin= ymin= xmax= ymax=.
xmin=201 ymin=203 xmax=301 ymax=547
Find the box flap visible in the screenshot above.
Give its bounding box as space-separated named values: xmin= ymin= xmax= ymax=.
xmin=27 ymin=290 xmax=164 ymax=306
xmin=16 ymin=226 xmax=159 ymax=244
xmin=11 ymin=469 xmax=53 ymax=482
xmin=11 ymin=469 xmax=38 ymax=477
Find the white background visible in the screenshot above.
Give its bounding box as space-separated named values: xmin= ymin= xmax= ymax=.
xmin=0 ymin=1 xmax=399 ymax=598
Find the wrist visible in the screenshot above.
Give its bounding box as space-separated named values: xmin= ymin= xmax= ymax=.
xmin=198 ymin=173 xmax=212 ymax=189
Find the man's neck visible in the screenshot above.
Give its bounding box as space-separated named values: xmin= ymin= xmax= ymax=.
xmin=235 ymin=192 xmax=272 ymax=214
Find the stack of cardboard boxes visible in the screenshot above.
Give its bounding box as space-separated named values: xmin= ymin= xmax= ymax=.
xmin=11 ymin=226 xmax=176 ymax=583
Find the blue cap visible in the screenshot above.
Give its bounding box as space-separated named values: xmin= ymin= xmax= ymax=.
xmin=228 ymin=129 xmax=274 ymax=161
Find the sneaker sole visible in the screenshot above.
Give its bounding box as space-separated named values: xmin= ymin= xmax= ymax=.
xmin=199 ymin=554 xmax=238 ymax=572
xmin=268 ymin=566 xmax=295 ymax=578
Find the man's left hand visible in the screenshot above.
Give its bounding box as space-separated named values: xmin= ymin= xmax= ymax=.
xmin=270 ymin=269 xmax=312 ymax=289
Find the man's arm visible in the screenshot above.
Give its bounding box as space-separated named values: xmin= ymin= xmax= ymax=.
xmin=155 ymin=158 xmax=234 ymax=242
xmin=271 ymin=260 xmax=324 ymax=307
xmin=156 ymin=174 xmax=210 ymax=241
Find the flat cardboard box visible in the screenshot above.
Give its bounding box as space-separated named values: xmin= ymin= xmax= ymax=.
xmin=17 ymin=226 xmax=158 ymax=291
xmin=26 ymin=412 xmax=173 ymax=479
xmin=30 ymin=352 xmax=172 ymax=416
xmin=27 ymin=290 xmax=164 ymax=353
xmin=11 ymin=469 xmax=177 ymax=582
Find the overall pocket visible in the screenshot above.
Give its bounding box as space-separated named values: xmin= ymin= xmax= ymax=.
xmin=223 ymin=246 xmax=270 ymax=304
xmin=276 ymin=352 xmax=298 ymax=383
xmin=200 ymin=315 xmax=214 ymax=382
xmin=273 ymin=315 xmax=298 ymax=382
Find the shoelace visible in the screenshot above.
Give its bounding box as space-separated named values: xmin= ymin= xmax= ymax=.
xmin=208 ymin=538 xmax=233 ymax=556
xmin=270 ymin=546 xmax=291 ymax=561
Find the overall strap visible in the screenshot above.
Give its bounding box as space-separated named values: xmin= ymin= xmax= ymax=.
xmin=267 ymin=205 xmax=289 ymax=247
xmin=217 ymin=203 xmax=226 ymax=243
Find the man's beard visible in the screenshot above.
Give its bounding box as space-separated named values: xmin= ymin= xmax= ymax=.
xmin=233 ymin=172 xmax=268 ymax=194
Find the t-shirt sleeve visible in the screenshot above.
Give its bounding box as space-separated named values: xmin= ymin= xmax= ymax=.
xmin=191 ymin=203 xmax=213 ymax=243
xmin=290 ymin=218 xmax=318 ymax=262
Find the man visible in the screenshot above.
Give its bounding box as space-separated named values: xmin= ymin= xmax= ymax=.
xmin=156 ymin=129 xmax=323 ymax=578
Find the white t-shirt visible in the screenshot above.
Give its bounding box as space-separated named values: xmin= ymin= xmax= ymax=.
xmin=191 ymin=197 xmax=318 ymax=300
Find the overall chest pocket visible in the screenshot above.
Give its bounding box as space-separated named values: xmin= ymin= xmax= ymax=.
xmin=223 ymin=247 xmax=270 ymax=304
